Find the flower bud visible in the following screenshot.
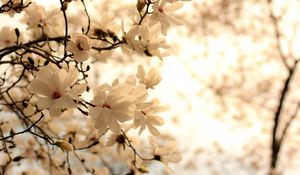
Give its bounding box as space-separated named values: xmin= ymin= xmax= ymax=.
xmin=61 ymin=2 xmax=68 ymax=11
xmin=136 ymin=0 xmax=146 ymax=12
xmin=55 ymin=140 xmax=74 ymax=151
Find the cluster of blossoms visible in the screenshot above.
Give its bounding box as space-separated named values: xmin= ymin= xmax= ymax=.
xmin=0 ymin=0 xmax=189 ymax=174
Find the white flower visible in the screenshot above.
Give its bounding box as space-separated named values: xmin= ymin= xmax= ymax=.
xmin=133 ymin=99 xmax=165 ymax=136
xmin=29 ymin=66 xmax=86 ymax=116
xmin=89 ymin=82 xmax=134 ymax=134
xmin=150 ymin=0 xmax=184 ymax=35
xmin=23 ymin=3 xmax=60 ymax=37
xmin=137 ymin=65 xmax=162 ymax=89
xmin=139 ymin=23 xmax=170 ymax=59
xmin=106 ymin=132 xmax=126 ymax=155
xmin=67 ymin=33 xmax=92 ymax=62
xmin=149 ymin=137 xmax=182 ymax=172
xmin=121 ymin=24 xmax=169 ymax=59
xmin=123 ymin=76 xmax=149 ymax=103
xmin=0 ymin=27 xmax=19 ymax=48
xmin=105 ymin=126 xmax=132 ymax=155
xmin=24 ymin=3 xmax=55 ymax=27
xmin=119 ymin=77 xmax=164 ymax=135
xmin=121 ymin=25 xmax=143 ymax=55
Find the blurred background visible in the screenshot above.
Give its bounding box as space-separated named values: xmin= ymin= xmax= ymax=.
xmin=2 ymin=0 xmax=300 ymax=175
xmin=159 ymin=0 xmax=300 ymax=175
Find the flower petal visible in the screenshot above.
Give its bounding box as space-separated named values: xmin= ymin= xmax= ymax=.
xmin=29 ymin=79 xmax=52 ymax=97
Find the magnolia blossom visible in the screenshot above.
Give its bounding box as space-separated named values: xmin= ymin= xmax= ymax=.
xmin=23 ymin=3 xmax=60 ymax=37
xmin=67 ymin=33 xmax=92 ymax=62
xmin=149 ymin=137 xmax=182 ymax=172
xmin=121 ymin=24 xmax=169 ymax=59
xmin=137 ymin=65 xmax=162 ymax=89
xmin=121 ymin=25 xmax=143 ymax=55
xmin=150 ymin=0 xmax=183 ymax=35
xmin=118 ymin=76 xmax=164 ymax=135
xmin=122 ymin=76 xmax=149 ymax=103
xmin=0 ymin=27 xmax=19 ymax=48
xmin=29 ymin=66 xmax=86 ymax=116
xmin=89 ymin=82 xmax=134 ymax=134
xmin=105 ymin=126 xmax=134 ymax=155
xmin=139 ymin=23 xmax=170 ymax=59
xmin=133 ymin=99 xmax=165 ymax=136
xmin=106 ymin=132 xmax=126 ymax=155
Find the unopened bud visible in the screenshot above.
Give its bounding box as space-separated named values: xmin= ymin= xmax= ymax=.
xmin=94 ymin=28 xmax=107 ymax=38
xmin=55 ymin=140 xmax=74 ymax=151
xmin=61 ymin=2 xmax=68 ymax=11
xmin=15 ymin=28 xmax=20 ymax=38
xmin=138 ymin=165 xmax=149 ymax=173
xmin=136 ymin=0 xmax=146 ymax=12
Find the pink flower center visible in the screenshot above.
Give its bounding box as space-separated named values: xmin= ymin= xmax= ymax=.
xmin=38 ymin=18 xmax=46 ymax=27
xmin=4 ymin=40 xmax=11 ymax=45
xmin=52 ymin=91 xmax=62 ymax=99
xmin=77 ymin=42 xmax=84 ymax=51
xmin=102 ymin=104 xmax=111 ymax=109
xmin=158 ymin=7 xmax=164 ymax=13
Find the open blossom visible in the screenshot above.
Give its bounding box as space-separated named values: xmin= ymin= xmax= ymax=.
xmin=23 ymin=3 xmax=60 ymax=37
xmin=121 ymin=25 xmax=143 ymax=55
xmin=139 ymin=23 xmax=170 ymax=59
xmin=0 ymin=27 xmax=15 ymax=47
xmin=122 ymin=76 xmax=149 ymax=103
xmin=106 ymin=132 xmax=126 ymax=155
xmin=137 ymin=65 xmax=162 ymax=89
xmin=133 ymin=99 xmax=165 ymax=136
xmin=0 ymin=27 xmax=22 ymax=48
xmin=89 ymin=82 xmax=134 ymax=134
xmin=149 ymin=137 xmax=182 ymax=172
xmin=119 ymin=77 xmax=164 ymax=135
xmin=150 ymin=0 xmax=184 ymax=35
xmin=121 ymin=24 xmax=169 ymax=59
xmin=105 ymin=126 xmax=132 ymax=155
xmin=67 ymin=33 xmax=92 ymax=62
xmin=29 ymin=66 xmax=86 ymax=116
